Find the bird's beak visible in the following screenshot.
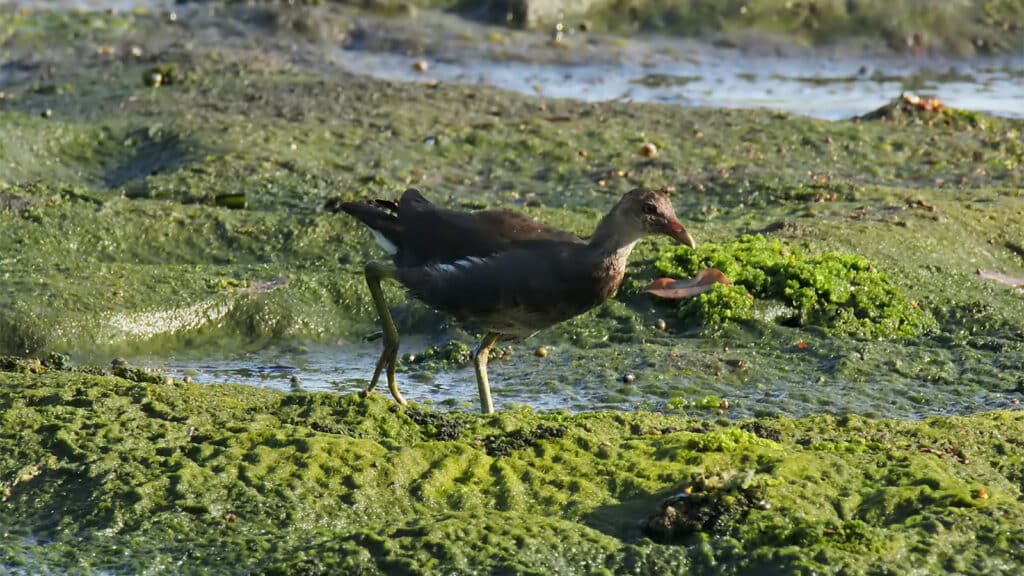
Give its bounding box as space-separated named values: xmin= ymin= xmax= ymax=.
xmin=665 ymin=217 xmax=696 ymax=249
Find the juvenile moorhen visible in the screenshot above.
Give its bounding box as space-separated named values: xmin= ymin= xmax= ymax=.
xmin=338 ymin=188 xmax=695 ymax=414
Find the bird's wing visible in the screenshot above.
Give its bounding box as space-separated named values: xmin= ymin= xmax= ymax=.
xmin=397 ymin=191 xmax=581 ymax=266
xmin=473 ymin=210 xmax=583 ymax=245
xmin=396 ymin=243 xmax=602 ymax=335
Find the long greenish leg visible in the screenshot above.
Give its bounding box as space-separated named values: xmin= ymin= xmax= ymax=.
xmin=364 ymin=261 xmax=405 ymax=406
xmin=473 ymin=332 xmax=501 ymax=415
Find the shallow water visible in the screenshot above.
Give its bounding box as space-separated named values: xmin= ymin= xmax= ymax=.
xmin=123 ymin=337 xmax=1022 ymax=420
xmin=334 ymin=48 xmax=1024 ymax=120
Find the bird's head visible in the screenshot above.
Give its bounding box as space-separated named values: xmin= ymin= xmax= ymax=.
xmin=615 ymin=187 xmax=695 ymax=248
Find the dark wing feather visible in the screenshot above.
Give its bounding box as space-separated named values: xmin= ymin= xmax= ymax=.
xmin=396 ymin=190 xmax=582 ymax=267
xmin=474 ymin=210 xmax=582 ymax=245
xmin=339 ymin=188 xmax=583 ymax=268
xmin=396 ymin=242 xmax=605 ymax=336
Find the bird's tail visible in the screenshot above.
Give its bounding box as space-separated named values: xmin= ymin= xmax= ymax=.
xmin=330 ymin=199 xmax=402 ymax=256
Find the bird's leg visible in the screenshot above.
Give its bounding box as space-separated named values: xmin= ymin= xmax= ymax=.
xmin=364 ymin=261 xmax=405 ymax=406
xmin=473 ymin=332 xmax=501 ymax=415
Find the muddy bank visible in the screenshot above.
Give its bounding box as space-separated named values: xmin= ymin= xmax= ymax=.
xmin=2 ymin=362 xmax=1023 ymax=574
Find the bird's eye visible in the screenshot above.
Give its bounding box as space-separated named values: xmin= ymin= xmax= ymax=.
xmin=642 ymin=202 xmax=658 ymax=215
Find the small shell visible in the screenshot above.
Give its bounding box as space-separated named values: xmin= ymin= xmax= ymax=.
xmin=640 ymin=142 xmax=657 ymax=158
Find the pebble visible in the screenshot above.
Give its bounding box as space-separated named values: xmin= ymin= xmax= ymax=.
xmin=534 ymin=346 xmax=548 ymax=358
xmin=640 ymin=142 xmax=657 ymax=158
xmin=289 ymin=375 xmax=301 ymax=386
xmin=622 ymin=372 xmax=636 ymax=384
xmin=41 ymin=108 xmax=52 ymax=119
xmin=182 ymin=375 xmax=193 ymax=384
xmin=412 ymin=60 xmax=429 ymax=72
xmin=654 ymin=318 xmax=667 ymax=331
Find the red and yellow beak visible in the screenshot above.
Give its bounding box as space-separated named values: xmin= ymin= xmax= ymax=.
xmin=665 ymin=217 xmax=696 ymax=249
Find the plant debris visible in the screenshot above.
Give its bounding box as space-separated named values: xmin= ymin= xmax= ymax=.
xmin=645 ymin=268 xmax=731 ymax=299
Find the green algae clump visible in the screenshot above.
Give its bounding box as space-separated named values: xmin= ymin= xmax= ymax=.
xmin=654 ymin=234 xmax=936 ymax=338
xmin=676 ymin=283 xmax=756 ymax=327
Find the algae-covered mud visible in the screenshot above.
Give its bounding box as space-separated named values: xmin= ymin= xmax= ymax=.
xmin=3 ymin=363 xmax=1024 ymax=574
xmin=1 ymin=0 xmax=1024 ymax=573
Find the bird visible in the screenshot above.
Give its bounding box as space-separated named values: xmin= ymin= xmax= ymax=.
xmin=336 ymin=187 xmax=695 ymax=414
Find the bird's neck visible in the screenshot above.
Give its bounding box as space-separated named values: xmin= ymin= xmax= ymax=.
xmin=586 ymin=211 xmax=641 ymax=289
xmin=588 ymin=211 xmax=641 ymax=258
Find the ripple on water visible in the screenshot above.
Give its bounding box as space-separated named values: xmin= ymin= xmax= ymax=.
xmin=334 ymin=47 xmax=1024 ymax=120
xmin=124 ymin=336 xmax=1023 ymax=420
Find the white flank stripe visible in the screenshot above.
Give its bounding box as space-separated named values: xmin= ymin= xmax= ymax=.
xmin=369 ymin=229 xmax=398 ymax=255
xmin=434 ymin=256 xmax=488 ymax=275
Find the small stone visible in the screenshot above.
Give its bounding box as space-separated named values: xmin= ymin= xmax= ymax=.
xmin=224 ymin=512 xmax=237 ymax=522
xmin=719 ymin=399 xmax=729 ymax=409
xmin=640 ymin=142 xmax=657 ymax=158
xmin=41 ymin=108 xmax=52 ymax=119
xmin=622 ymin=373 xmax=636 ymax=384
xmin=534 ymin=346 xmax=548 ymax=358
xmin=289 ymin=375 xmax=301 ymax=386
xmin=654 ymin=318 xmax=667 ymax=331
xmin=129 ymin=45 xmax=143 ymax=58
xmin=182 ymin=375 xmax=193 ymax=384
xmin=412 ymin=60 xmax=429 ymax=72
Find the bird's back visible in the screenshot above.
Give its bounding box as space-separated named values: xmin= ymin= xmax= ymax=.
xmin=338 ymin=188 xmax=582 ymax=268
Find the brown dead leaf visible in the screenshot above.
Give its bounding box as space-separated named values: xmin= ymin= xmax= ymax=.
xmin=646 ymin=268 xmax=731 ymax=299
xmin=908 ymin=198 xmax=937 ymax=212
xmin=977 ymin=269 xmax=1024 ymax=289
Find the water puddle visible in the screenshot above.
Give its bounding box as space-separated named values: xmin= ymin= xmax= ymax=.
xmin=122 ymin=338 xmax=1020 ymax=419
xmin=334 ymin=48 xmax=1024 ymax=120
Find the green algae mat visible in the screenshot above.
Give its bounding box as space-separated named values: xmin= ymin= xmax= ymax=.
xmin=2 ymin=363 xmax=1024 ymax=574
xmin=2 ymin=3 xmax=1024 ymax=574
